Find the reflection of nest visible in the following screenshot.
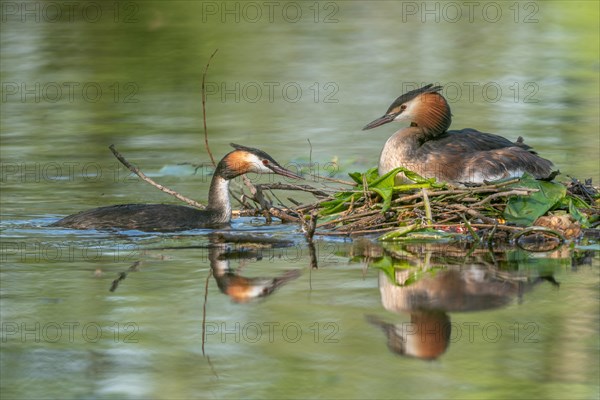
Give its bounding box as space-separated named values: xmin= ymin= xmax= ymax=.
xmin=379 ymin=269 xmax=519 ymax=312
xmin=351 ymin=240 xmax=573 ymax=271
xmin=362 ymin=241 xmax=563 ymax=313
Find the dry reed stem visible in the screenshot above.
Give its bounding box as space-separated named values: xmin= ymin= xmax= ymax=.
xmin=109 ymin=145 xmax=206 ymax=209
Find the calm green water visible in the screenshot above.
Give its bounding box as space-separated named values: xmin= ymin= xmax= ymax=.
xmin=1 ymin=1 xmax=599 ymax=399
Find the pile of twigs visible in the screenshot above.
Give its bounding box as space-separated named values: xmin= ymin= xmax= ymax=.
xmin=235 ymin=175 xmax=599 ymax=242
xmin=300 ymin=180 xmax=531 ymax=233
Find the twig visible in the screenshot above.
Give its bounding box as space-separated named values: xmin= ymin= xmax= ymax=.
xmin=300 ymin=210 xmax=317 ymax=244
xmin=461 ymin=214 xmax=480 ymax=243
xmin=242 ymin=176 xmax=272 ymax=224
xmin=255 ymin=183 xmax=332 ymax=197
xmin=229 ymin=190 xmax=248 ymax=210
xmin=362 ymin=174 xmax=372 ymax=207
xmin=201 ymin=267 xmax=212 ymax=356
xmin=267 ymin=207 xmax=300 ymax=223
xmin=472 ymin=189 xmax=536 ymax=207
xmin=422 ymin=188 xmax=432 ymax=226
xmin=109 ymin=144 xmax=205 ymax=209
xmin=317 ymin=209 xmax=380 ymax=227
xmin=266 ymin=188 xmax=285 ymax=208
xmin=486 ymin=223 xmax=498 ymax=248
xmin=315 ymin=226 xmax=398 ymax=236
xmin=468 ymin=223 xmax=522 ymax=233
xmin=202 ymin=49 xmax=219 ymax=167
xmin=448 ymin=203 xmax=497 ymax=224
xmin=109 ymin=261 xmax=141 ymax=292
xmin=306 ymin=173 xmax=356 ymax=186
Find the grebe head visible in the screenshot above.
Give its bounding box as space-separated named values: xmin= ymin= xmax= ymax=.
xmin=362 ymin=84 xmax=452 ymax=134
xmin=219 ymin=143 xmax=302 ymax=180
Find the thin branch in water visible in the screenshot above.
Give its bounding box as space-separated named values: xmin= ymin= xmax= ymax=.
xmin=298 ymin=209 xmax=318 ymax=268
xmin=202 ymin=49 xmax=219 ymax=167
xmin=109 ymin=144 xmax=205 ymax=209
xmin=109 ymin=272 xmax=127 ymax=292
xmin=109 ymin=261 xmax=141 ymax=292
xmin=201 ymin=266 xmax=220 ymax=379
xmin=201 ymin=267 xmax=213 ymax=356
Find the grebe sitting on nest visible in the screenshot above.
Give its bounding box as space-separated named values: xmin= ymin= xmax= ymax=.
xmin=363 ymin=84 xmax=555 ymax=184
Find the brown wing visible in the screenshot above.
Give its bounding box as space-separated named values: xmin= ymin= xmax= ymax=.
xmin=420 ymin=129 xmax=530 ymax=152
xmin=415 ymin=129 xmax=553 ymax=182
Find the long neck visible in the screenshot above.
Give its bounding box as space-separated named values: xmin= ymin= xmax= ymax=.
xmin=206 ymin=165 xmax=232 ymax=223
xmin=209 ymin=245 xmax=230 ymax=277
xmin=379 ymin=127 xmax=424 ymax=175
xmin=410 ymin=93 xmax=452 ymax=141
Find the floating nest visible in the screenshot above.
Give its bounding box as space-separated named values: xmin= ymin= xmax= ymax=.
xmin=236 ymin=168 xmax=600 ymax=246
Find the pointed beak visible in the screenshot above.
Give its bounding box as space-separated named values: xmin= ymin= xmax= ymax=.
xmin=268 ymin=163 xmax=302 ymax=180
xmin=362 ymin=114 xmax=396 ymax=130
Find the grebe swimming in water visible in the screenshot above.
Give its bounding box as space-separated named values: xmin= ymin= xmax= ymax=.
xmin=51 ymin=143 xmax=301 ymax=232
xmin=362 ymin=84 xmax=555 ymax=184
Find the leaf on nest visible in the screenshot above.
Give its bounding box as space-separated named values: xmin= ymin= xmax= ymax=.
xmin=567 ymin=197 xmax=591 ymax=228
xmin=504 ymin=174 xmax=567 ymax=225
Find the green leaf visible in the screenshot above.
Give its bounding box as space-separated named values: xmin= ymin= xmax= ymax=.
xmin=393 ymin=183 xmax=435 ymax=192
xmin=568 ymin=198 xmax=590 ymax=228
xmin=349 ymin=167 xmax=378 ymax=185
xmin=348 ymin=171 xmax=363 ymax=185
xmin=367 ymin=167 xmax=403 ymax=188
xmin=371 ymin=187 xmax=393 ymax=211
xmin=504 ymin=174 xmax=567 ymax=225
xmin=319 ymin=192 xmax=359 ymax=215
xmin=403 ymin=169 xmax=432 ymax=184
xmin=563 ymin=195 xmax=591 ymax=210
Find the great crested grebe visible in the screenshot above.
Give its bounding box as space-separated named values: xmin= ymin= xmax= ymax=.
xmin=51 ymin=143 xmax=301 ymax=232
xmin=362 ymin=84 xmax=555 ymax=184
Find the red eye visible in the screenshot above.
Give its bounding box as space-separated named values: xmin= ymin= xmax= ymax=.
xmin=262 ymin=160 xmax=269 ymax=165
